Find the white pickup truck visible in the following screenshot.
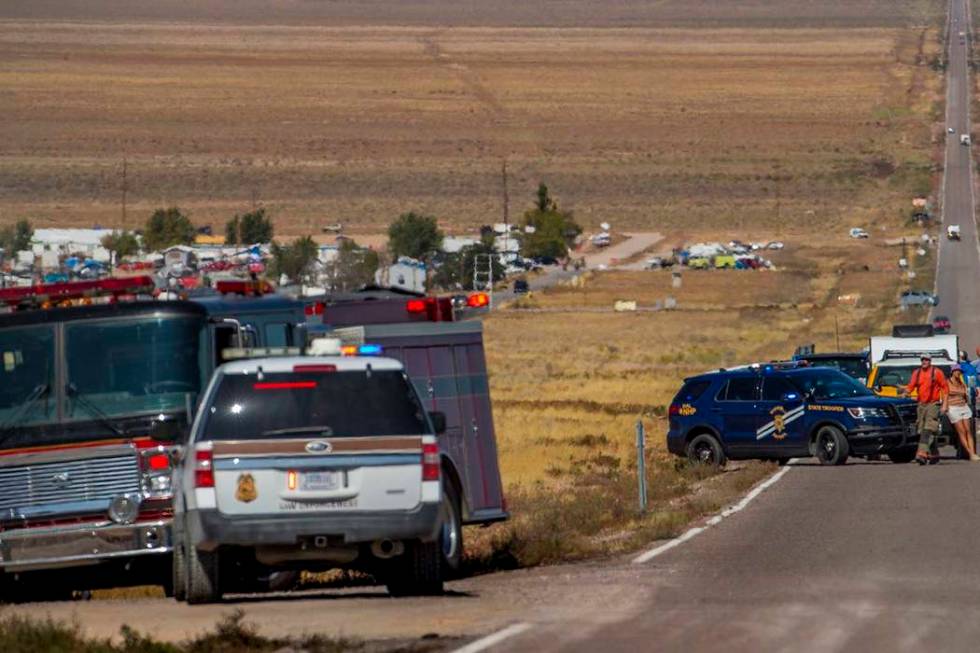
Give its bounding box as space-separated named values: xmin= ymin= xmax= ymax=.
xmin=961 ymin=134 xmax=971 ymax=146
xmin=947 ymin=224 xmax=962 ymax=240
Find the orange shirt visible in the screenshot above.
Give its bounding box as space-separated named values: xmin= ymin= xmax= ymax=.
xmin=907 ymin=366 xmax=948 ymax=404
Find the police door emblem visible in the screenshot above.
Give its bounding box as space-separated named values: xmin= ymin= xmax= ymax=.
xmin=235 ymin=473 xmax=258 ymax=503
xmin=770 ymin=406 xmax=787 ymax=440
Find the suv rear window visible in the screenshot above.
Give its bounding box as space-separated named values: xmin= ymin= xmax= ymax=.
xmin=201 ymin=370 xmax=428 ymax=440
xmin=673 ymin=380 xmax=712 ymax=404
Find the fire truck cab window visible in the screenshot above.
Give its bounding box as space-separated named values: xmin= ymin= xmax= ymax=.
xmin=65 ymin=317 xmax=204 ymax=420
xmin=0 ymin=325 xmax=55 ymax=427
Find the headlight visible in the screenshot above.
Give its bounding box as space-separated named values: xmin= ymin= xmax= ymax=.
xmin=847 ymin=407 xmax=887 ymax=420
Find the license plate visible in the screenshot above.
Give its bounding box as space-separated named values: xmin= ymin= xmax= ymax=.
xmin=300 ymin=471 xmax=343 ymax=491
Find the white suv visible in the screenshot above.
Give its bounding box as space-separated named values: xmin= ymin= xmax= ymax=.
xmin=171 ymin=354 xmax=460 ymax=603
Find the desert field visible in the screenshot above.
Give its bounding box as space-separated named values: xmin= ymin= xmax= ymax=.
xmin=0 ymin=10 xmax=943 ymax=236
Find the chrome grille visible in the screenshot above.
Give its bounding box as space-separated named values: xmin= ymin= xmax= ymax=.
xmin=0 ymin=454 xmax=140 ymax=515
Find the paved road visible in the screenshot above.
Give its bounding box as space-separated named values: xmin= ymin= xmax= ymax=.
xmin=936 ymin=0 xmax=980 ymax=347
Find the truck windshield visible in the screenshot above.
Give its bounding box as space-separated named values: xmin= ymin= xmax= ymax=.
xmin=0 ymin=325 xmax=56 ymax=428
xmin=201 ymin=370 xmax=428 ymax=440
xmin=875 ymin=364 xmax=953 ymax=389
xmin=789 ymin=369 xmax=874 ymax=400
xmin=65 ymin=316 xmax=205 ymax=421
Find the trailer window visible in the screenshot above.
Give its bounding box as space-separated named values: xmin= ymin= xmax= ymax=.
xmin=201 ymin=370 xmax=428 ymax=440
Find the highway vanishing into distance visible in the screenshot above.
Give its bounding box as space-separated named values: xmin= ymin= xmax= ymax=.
xmin=12 ymin=2 xmax=980 ymax=652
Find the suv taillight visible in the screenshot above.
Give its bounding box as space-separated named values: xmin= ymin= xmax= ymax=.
xmin=138 ymin=446 xmax=173 ymax=499
xmin=195 ymin=450 xmax=214 ymax=488
xmin=422 ymin=443 xmax=440 ymax=481
xmin=668 ymin=404 xmax=681 ymax=416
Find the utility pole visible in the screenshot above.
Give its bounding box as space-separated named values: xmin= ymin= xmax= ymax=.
xmin=474 ymin=253 xmax=494 ymax=309
xmin=121 ymin=157 xmax=128 ymax=228
xmin=501 ymin=159 xmax=510 ymax=257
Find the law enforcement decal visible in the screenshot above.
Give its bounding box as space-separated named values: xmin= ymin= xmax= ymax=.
xmin=756 ymin=405 xmax=805 ymax=440
xmin=809 ymin=405 xmax=845 ymax=412
xmin=235 ymin=473 xmax=258 ymax=503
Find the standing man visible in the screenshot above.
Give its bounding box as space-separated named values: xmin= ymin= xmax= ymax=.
xmin=901 ymin=355 xmax=948 ymax=465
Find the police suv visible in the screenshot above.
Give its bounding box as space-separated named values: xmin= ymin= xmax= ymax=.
xmin=172 ymin=342 xmax=458 ymax=603
xmin=667 ymin=364 xmax=918 ymax=466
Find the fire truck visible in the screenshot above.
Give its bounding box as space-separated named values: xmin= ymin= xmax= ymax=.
xmin=0 ymin=277 xmax=307 ymax=601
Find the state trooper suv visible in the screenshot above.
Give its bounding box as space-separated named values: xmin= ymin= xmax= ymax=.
xmin=666 ymin=364 xmax=918 ymax=466
xmin=172 ymin=351 xmax=459 ymax=603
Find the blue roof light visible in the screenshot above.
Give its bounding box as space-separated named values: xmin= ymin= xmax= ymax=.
xmin=358 ymin=344 xmax=383 ymax=356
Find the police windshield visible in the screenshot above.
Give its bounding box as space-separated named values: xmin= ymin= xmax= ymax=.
xmin=201 ymin=370 xmax=428 ymax=440
xmin=65 ymin=316 xmax=206 ymax=421
xmin=789 ymin=369 xmax=874 ymax=400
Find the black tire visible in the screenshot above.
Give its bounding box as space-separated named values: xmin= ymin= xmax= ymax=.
xmin=440 ymin=481 xmax=464 ymax=577
xmin=686 ymin=433 xmax=727 ymax=466
xmin=184 ymin=537 xmax=221 ymax=605
xmin=814 ymin=426 xmax=849 ymax=466
xmin=171 ymin=539 xmax=187 ymax=602
xmin=776 ymin=458 xmax=791 ymax=467
xmin=888 ymin=449 xmax=917 ymax=464
xmin=385 ymin=541 xmax=443 ymax=597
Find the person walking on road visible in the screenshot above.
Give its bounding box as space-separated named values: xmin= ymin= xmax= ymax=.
xmin=943 ymin=365 xmax=980 ymax=462
xmin=901 ymin=355 xmax=948 ymax=465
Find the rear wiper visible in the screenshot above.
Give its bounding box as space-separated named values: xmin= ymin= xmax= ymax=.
xmin=261 ymin=425 xmax=334 ymax=437
xmin=66 ymin=383 xmax=125 ymax=437
xmin=0 ymin=384 xmax=50 ymax=444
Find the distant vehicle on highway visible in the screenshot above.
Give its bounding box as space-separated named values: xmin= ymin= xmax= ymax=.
xmin=173 ymin=349 xmax=460 ymax=603
xmin=666 ymin=364 xmax=918 ymax=466
xmin=900 ymin=290 xmax=939 ymax=308
xmin=932 ymin=315 xmax=952 ymax=334
xmin=949 ymin=127 xmax=957 ymax=134
xmin=849 ymin=227 xmax=870 ymax=239
xmin=947 ymin=224 xmax=961 ymax=240
xmin=513 ymin=278 xmax=529 ymax=294
xmin=961 ymin=134 xmax=971 ymax=146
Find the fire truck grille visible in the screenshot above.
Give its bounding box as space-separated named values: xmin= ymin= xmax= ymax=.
xmin=0 ymin=454 xmax=140 ymax=516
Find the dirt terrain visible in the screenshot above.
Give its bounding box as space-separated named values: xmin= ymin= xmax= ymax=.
xmin=0 ymin=3 xmax=942 ymax=235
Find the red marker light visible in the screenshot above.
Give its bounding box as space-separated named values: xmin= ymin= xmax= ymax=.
xmin=253 ymin=381 xmax=317 ymax=390
xmin=194 ymin=450 xmax=214 ymax=488
xmin=406 ymin=299 xmax=427 ymax=313
xmin=146 ymin=453 xmax=170 ymax=471
xmin=467 ymin=292 xmax=489 ymax=308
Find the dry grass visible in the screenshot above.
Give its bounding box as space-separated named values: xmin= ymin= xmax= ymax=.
xmin=0 ymin=20 xmax=943 ymax=236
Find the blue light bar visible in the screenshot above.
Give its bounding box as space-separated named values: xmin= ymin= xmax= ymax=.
xmin=358 ymin=344 xmax=383 ymax=356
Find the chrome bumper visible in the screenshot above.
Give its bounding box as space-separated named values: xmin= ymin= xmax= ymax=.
xmin=0 ymin=519 xmax=172 ymax=572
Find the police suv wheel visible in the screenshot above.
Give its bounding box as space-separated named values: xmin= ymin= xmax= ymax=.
xmin=440 ymin=481 xmax=464 ymax=576
xmin=814 ymin=426 xmax=849 ymax=466
xmin=184 ymin=536 xmax=222 ymax=605
xmin=686 ymin=434 xmax=727 ymax=466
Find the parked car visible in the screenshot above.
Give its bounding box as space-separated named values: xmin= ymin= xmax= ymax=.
xmin=932 ymin=315 xmax=952 ymax=334
xmin=513 ymin=278 xmax=530 ymax=294
xmin=173 ymin=351 xmax=461 ymax=603
xmin=849 ymin=227 xmax=870 ymax=239
xmin=900 ymin=290 xmax=939 ymax=308
xmin=666 ymin=364 xmax=918 ymax=466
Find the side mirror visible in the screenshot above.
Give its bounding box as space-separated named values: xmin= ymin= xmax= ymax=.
xmin=428 ymin=411 xmax=447 ymax=435
xmin=150 ymin=416 xmax=186 ymax=443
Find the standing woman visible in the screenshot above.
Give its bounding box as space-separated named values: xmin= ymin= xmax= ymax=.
xmin=942 ymin=365 xmax=980 ymax=461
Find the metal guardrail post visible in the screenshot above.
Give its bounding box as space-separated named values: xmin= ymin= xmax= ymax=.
xmin=636 ymin=419 xmax=648 ymax=513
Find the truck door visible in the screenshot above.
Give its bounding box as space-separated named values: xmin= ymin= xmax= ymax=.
xmin=715 ymin=376 xmax=761 ymax=455
xmin=757 ymin=375 xmax=807 ymax=456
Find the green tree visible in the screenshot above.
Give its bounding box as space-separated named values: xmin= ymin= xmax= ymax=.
xmin=520 ymin=184 xmax=581 ymax=259
xmin=227 ymin=208 xmax=274 ymax=245
xmin=100 ymin=230 xmax=140 ymax=266
xmin=0 ymin=219 xmax=34 ymax=255
xmin=387 ymin=212 xmax=444 ymax=263
xmin=143 ymin=207 xmax=195 ymax=252
xmin=327 ymin=239 xmax=380 ymax=292
xmin=270 ymin=236 xmax=319 ymax=284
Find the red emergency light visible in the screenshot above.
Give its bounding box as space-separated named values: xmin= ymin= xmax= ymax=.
xmin=405 ymin=297 xmax=454 ymax=322
xmin=0 ymin=276 xmax=156 ymax=310
xmin=215 ymin=279 xmax=274 ymax=296
xmin=304 ymin=301 xmax=326 ymax=317
xmin=467 ymin=292 xmax=490 ymax=308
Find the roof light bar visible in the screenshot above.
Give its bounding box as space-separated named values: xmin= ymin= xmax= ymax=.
xmin=0 ymin=276 xmax=156 ymax=309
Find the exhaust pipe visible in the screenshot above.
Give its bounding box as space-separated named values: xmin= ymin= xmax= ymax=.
xmin=371 ymin=539 xmax=404 ymax=559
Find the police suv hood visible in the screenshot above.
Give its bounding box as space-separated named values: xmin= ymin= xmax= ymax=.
xmin=808 ymin=395 xmax=911 ymax=409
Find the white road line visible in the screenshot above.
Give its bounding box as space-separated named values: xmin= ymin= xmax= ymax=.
xmin=450 ymin=623 xmax=534 ymax=653
xmin=632 ymin=464 xmax=792 ymax=564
